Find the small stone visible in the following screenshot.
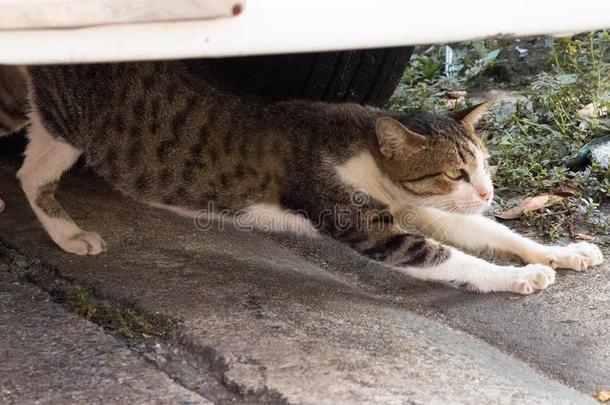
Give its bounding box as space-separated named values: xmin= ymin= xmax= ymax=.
xmin=577 ymin=102 xmax=608 ymax=119
xmin=142 ymin=352 xmax=157 ymax=363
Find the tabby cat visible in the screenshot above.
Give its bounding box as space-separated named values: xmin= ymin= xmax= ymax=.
xmin=1 ymin=62 xmax=604 ymax=294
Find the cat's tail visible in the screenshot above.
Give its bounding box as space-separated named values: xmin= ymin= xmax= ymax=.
xmin=0 ymin=65 xmax=30 ymax=137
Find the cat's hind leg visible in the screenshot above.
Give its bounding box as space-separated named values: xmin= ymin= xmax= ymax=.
xmin=237 ymin=203 xmax=320 ymax=238
xmin=17 ymin=115 xmax=106 ymax=255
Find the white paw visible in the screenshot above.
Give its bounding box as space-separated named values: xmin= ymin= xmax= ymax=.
xmin=0 ymin=198 xmax=4 ymax=213
xmin=510 ymin=264 xmax=556 ymax=295
xmin=57 ymin=231 xmax=107 ymax=255
xmin=541 ymin=242 xmax=604 ymax=272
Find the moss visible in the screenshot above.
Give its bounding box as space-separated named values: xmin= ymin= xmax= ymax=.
xmin=58 ymin=284 xmax=175 ymax=340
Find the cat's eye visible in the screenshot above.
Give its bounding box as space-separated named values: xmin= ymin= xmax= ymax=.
xmin=445 ymin=169 xmax=464 ymax=180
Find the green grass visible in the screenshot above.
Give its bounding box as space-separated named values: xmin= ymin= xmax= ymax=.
xmin=390 ymin=32 xmax=610 ymax=242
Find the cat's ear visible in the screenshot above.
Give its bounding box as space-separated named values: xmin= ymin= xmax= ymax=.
xmin=452 ymin=101 xmax=492 ymax=129
xmin=375 ymin=117 xmax=428 ymax=158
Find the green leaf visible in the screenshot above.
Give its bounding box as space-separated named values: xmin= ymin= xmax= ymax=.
xmin=556 ymin=73 xmax=577 ymax=84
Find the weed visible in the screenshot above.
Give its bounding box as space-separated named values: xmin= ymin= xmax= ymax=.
xmin=391 ymin=32 xmax=610 ymax=242
xmin=59 ymin=284 xmax=175 ymax=340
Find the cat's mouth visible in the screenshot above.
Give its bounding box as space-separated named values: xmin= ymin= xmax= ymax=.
xmin=432 ymin=199 xmax=489 ymax=215
xmin=459 ymin=203 xmax=487 ymax=215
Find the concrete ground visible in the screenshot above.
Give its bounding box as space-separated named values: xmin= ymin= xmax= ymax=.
xmin=0 ymin=145 xmax=608 ymax=404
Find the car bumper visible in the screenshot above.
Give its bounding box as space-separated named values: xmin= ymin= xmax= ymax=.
xmin=1 ymin=0 xmax=610 ymax=64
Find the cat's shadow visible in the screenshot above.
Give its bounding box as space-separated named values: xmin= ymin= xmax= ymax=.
xmin=266 ymin=231 xmax=501 ymax=305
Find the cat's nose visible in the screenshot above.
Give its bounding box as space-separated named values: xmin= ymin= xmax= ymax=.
xmin=479 ymin=189 xmax=493 ymax=201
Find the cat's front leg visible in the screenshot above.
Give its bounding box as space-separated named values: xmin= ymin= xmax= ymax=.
xmin=518 ymin=241 xmax=603 ymax=272
xmin=349 ymin=229 xmax=555 ymax=294
xmin=406 ymin=206 xmax=604 ymax=271
xmin=410 ymin=247 xmax=557 ymax=294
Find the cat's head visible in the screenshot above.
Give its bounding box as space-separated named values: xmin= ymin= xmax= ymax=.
xmin=375 ymin=102 xmax=493 ymax=214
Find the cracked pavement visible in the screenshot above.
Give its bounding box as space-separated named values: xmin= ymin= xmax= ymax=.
xmin=0 ymin=141 xmax=608 ymax=404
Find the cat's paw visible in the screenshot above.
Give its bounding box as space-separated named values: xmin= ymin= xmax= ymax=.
xmin=0 ymin=198 xmax=4 ymax=213
xmin=540 ymin=242 xmax=603 ymax=272
xmin=509 ymin=264 xmax=556 ymax=295
xmin=57 ymin=231 xmax=107 ymax=255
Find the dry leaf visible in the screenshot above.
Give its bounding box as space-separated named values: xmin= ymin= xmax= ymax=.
xmin=445 ymin=90 xmax=468 ymax=99
xmin=495 ymin=194 xmax=564 ymax=220
xmin=575 ymin=233 xmax=596 ymax=242
xmin=594 ymin=390 xmax=610 ymax=402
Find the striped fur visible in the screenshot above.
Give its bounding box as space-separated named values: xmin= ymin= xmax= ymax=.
xmin=3 ymin=62 xmax=603 ymax=294
xmin=0 ymin=66 xmax=29 ymax=137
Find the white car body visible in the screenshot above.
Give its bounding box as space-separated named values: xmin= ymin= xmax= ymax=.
xmin=0 ymin=0 xmax=609 ymax=64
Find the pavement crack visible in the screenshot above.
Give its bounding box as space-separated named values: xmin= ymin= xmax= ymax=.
xmin=174 ymin=335 xmax=291 ymax=405
xmin=0 ymin=238 xmax=290 ymax=405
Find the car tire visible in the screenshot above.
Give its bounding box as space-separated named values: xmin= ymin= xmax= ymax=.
xmin=185 ymin=46 xmax=413 ymax=107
